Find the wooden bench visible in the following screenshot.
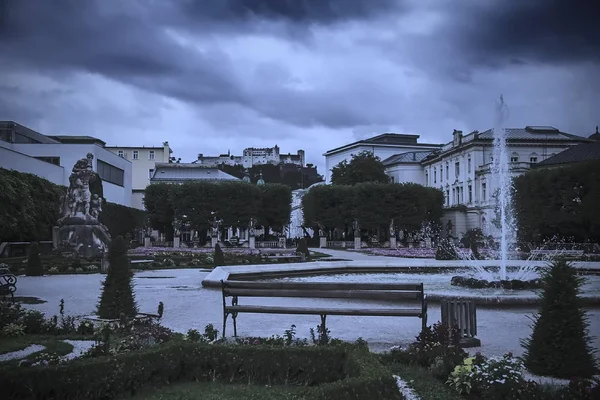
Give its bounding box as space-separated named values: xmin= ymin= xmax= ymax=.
xmin=220 ymin=280 xmax=427 ymax=338
xmin=0 ymin=269 xmax=17 ymax=301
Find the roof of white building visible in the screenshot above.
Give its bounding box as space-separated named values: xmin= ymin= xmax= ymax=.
xmin=476 ymin=126 xmax=589 ymax=142
xmin=323 ymin=133 xmax=442 ymax=156
xmin=382 ymin=151 xmax=434 ymax=166
xmin=150 ymin=163 xmax=241 ymax=182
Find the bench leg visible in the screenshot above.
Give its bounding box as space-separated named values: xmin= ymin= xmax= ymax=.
xmin=232 ymin=312 xmax=238 ymax=337
xmin=222 ymin=313 xmax=228 ymax=339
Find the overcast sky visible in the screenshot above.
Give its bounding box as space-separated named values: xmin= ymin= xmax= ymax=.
xmin=1 ymin=0 xmax=598 ymax=172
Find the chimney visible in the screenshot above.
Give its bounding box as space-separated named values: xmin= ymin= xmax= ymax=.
xmin=453 ymin=129 xmax=463 ymax=147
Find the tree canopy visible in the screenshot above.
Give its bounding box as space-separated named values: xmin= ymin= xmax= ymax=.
xmin=330 ymin=151 xmax=389 ymax=185
xmin=144 ymin=182 xmax=292 ymax=235
xmin=513 ymin=160 xmax=600 ymax=243
xmin=302 ymin=183 xmax=444 ymax=233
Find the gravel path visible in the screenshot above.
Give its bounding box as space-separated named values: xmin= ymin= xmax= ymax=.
xmin=61 ymin=340 xmax=96 ymax=361
xmin=0 ymin=344 xmax=45 ymax=362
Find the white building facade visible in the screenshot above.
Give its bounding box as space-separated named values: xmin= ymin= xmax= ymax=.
xmin=323 ymin=133 xmax=442 ymax=183
xmin=407 ymin=127 xmax=589 ymax=237
xmin=0 ymin=121 xmax=132 ymax=207
xmin=105 ymin=143 xmax=172 ymax=210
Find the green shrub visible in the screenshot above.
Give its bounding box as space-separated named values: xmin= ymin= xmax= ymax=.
xmin=0 ymin=342 xmax=349 ymax=399
xmin=97 ymin=236 xmax=138 ymax=319
xmin=435 ymin=239 xmax=458 ymax=260
xmin=521 ymin=259 xmax=599 ymax=378
xmin=214 ymin=243 xmax=225 ymax=266
xmin=25 ymin=242 xmax=44 ymax=276
xmin=20 ymin=310 xmax=46 ymax=334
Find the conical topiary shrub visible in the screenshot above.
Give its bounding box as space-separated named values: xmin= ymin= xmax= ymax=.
xmin=296 ymin=238 xmax=310 ymax=260
xmin=97 ymin=236 xmax=138 ymax=319
xmin=435 ymin=238 xmax=458 ymax=260
xmin=521 ymin=259 xmax=598 ymax=378
xmin=25 ymin=242 xmax=44 ymax=276
xmin=214 ymin=243 xmax=225 ymax=267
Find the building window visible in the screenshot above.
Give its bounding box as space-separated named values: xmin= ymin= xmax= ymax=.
xmin=467 ymin=158 xmax=471 ymax=173
xmin=97 ymin=160 xmax=124 ymax=187
xmin=455 ymin=162 xmax=460 ymax=178
xmin=34 ymin=156 xmax=60 ymax=166
xmin=530 ymin=156 xmax=538 ymax=163
xmin=452 ymin=188 xmax=455 ymax=205
xmin=118 ymin=150 xmax=124 ymax=158
xmin=446 ymin=164 xmax=449 ymax=179
xmin=425 ymin=172 xmax=429 ymax=185
xmin=482 ymin=183 xmax=487 ymax=201
xmin=511 ymin=152 xmax=519 ymax=163
xmin=434 ymin=168 xmax=437 ymax=183
xmin=390 ymin=176 xmax=395 ymax=183
xmin=149 ymin=150 xmax=155 ymax=160
xmin=468 ymin=185 xmax=472 ymax=203
xmin=0 ymin=129 xmax=12 ymax=142
xmin=149 ymin=168 xmax=154 ymax=179
xmin=133 ymin=150 xmax=139 ymax=160
xmin=446 ymin=190 xmax=450 ymax=206
xmin=14 ymin=132 xmax=41 ymax=144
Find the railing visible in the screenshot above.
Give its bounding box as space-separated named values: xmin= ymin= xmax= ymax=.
xmin=152 ymin=241 xmax=174 ymax=248
xmin=256 ymin=241 xmax=280 ymax=248
xmin=326 ymin=241 xmax=355 ymax=248
xmin=441 ymin=299 xmax=478 ymax=340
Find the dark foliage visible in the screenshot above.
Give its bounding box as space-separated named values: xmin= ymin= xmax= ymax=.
xmin=0 ymin=343 xmax=401 ymax=400
xmin=435 ymin=239 xmax=458 ymax=260
xmin=97 ymin=236 xmax=138 ymax=319
xmin=330 ymin=151 xmax=389 ymax=185
xmin=25 ymin=242 xmax=44 ymax=276
xmin=521 ymin=259 xmax=598 ymax=378
xmin=99 ymin=202 xmax=146 ymax=239
xmin=513 ymin=160 xmax=600 ymax=243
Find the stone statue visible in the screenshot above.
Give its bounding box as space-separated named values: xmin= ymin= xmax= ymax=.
xmin=54 ymin=153 xmax=111 ymax=259
xmin=446 ymin=219 xmax=454 ymax=237
xmin=90 ymin=194 xmax=102 ymax=219
xmin=389 ymin=219 xmax=395 ymax=237
xmin=248 ymin=218 xmax=256 ymax=237
xmin=210 ymin=215 xmax=222 ymax=238
xmin=172 ymin=218 xmax=182 ymax=237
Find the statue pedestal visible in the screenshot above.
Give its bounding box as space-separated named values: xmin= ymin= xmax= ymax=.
xmin=248 ymin=236 xmax=256 ymax=249
xmin=390 ymin=237 xmax=397 ymax=249
xmin=56 ymin=217 xmax=110 ymax=259
xmin=100 ymin=256 xmax=109 ymax=274
xmin=319 ymin=236 xmax=327 ymax=248
xmin=354 ymin=237 xmax=361 ymax=249
xmin=144 ymin=237 xmax=151 ymax=247
xmin=211 ymin=236 xmax=218 ymax=248
xmin=173 ymin=237 xmax=180 ymax=248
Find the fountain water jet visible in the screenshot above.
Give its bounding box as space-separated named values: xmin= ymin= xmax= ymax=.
xmin=491 ymin=95 xmax=516 ymax=280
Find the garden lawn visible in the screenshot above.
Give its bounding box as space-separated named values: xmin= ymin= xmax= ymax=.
xmin=388 ymin=364 xmax=463 ymax=400
xmin=126 ymin=381 xmax=300 ymax=400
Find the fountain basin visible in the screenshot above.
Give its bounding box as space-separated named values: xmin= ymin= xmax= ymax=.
xmin=202 ymin=261 xmax=600 ymax=307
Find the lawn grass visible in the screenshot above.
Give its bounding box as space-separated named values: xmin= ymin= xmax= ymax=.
xmin=127 ymin=381 xmax=301 ymax=400
xmin=389 ymin=364 xmax=464 ymax=400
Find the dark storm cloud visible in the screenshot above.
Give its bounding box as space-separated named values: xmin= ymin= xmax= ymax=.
xmin=450 ymin=0 xmax=600 ymax=66
xmin=179 ymin=0 xmax=401 ymax=23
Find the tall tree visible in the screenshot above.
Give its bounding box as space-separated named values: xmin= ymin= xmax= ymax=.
xmin=330 ymin=151 xmax=389 ymax=185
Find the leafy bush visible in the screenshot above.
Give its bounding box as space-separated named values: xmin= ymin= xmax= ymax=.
xmin=0 ymin=301 xmax=25 ymax=330
xmin=213 ymin=243 xmax=225 ymax=267
xmin=521 ymin=259 xmax=598 ymax=378
xmin=25 ymin=241 xmax=44 ymax=276
xmin=435 ymin=239 xmax=459 ymax=260
xmin=20 ymin=310 xmax=46 ymax=334
xmin=1 ymin=322 xmax=25 ymax=337
xmin=97 ymin=236 xmax=138 ymax=319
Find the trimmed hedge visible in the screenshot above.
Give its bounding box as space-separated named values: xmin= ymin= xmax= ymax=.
xmin=0 ymin=168 xmax=145 ymax=243
xmin=0 ymin=342 xmax=401 ymax=400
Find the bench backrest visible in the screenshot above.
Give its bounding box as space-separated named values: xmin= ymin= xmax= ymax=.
xmin=0 ymin=273 xmax=17 ymax=287
xmin=221 ymin=280 xmax=424 ymax=301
